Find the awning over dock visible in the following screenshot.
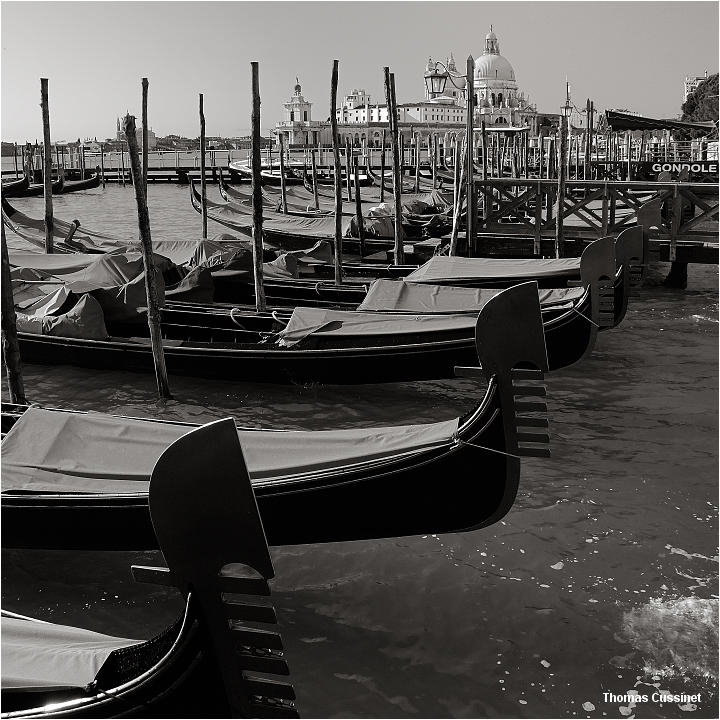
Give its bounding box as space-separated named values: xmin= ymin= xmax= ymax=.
xmin=605 ymin=110 xmax=716 ymax=134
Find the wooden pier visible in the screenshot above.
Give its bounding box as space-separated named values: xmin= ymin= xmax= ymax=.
xmin=470 ymin=177 xmax=718 ymax=264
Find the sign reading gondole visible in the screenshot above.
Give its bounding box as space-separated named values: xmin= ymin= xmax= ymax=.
xmin=640 ymin=161 xmax=719 ymax=175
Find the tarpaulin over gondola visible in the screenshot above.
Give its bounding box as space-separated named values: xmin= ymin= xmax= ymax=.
xmin=357 ymin=278 xmax=585 ymax=314
xmin=604 ymin=110 xmax=716 ymax=133
xmin=1 ymin=407 xmax=460 ymax=493
xmin=1 ymin=615 xmax=138 ymax=691
xmin=277 ymin=306 xmax=479 ymax=347
xmin=404 ymin=256 xmax=582 ymax=284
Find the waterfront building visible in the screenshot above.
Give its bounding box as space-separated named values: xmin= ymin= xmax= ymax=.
xmin=684 ymin=71 xmax=709 ymax=101
xmin=274 ymin=79 xmax=333 ymax=147
xmin=273 ymin=28 xmax=540 ymax=147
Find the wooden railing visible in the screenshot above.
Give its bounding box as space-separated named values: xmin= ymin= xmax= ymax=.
xmin=474 ymin=178 xmax=718 ymax=261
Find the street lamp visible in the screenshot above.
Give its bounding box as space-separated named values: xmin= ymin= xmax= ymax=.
xmin=423 ymin=60 xmax=467 ymax=100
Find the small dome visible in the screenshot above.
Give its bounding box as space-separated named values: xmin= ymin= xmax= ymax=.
xmin=294 ymin=77 xmax=302 ymax=93
xmin=475 ymin=53 xmax=515 ymax=83
xmin=486 ymin=30 xmax=497 ymax=42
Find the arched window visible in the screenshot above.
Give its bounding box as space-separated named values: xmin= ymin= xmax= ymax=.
xmin=491 ymin=93 xmax=496 ymax=106
xmin=498 ymin=93 xmax=503 ymax=106
xmin=290 ymin=111 xmax=295 ymax=121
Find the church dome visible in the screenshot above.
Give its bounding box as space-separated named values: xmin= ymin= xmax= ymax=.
xmin=475 ymin=29 xmax=516 ymax=83
xmin=475 ymin=52 xmax=515 ymax=82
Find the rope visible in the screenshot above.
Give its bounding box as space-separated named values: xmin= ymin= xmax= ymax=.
xmin=571 ymin=306 xmax=600 ymax=328
xmin=456 ymin=438 xmax=522 ymax=459
xmin=271 ymin=310 xmax=288 ymax=326
xmin=229 ymin=307 xmax=245 ymax=328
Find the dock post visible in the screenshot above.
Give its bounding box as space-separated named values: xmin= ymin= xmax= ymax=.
xmin=13 ymin=143 xmax=19 ymax=178
xmin=123 ymin=114 xmax=171 ymax=400
xmin=465 ymin=55 xmax=476 ymax=256
xmin=481 ymin=121 xmax=488 ymax=219
xmin=142 ymin=78 xmax=149 ymax=191
xmin=40 ymin=78 xmax=54 ymax=254
xmin=534 ymin=180 xmax=542 ymax=255
xmin=379 ymin=129 xmax=386 ymax=203
xmin=449 ymin=136 xmax=466 ymax=257
xmin=601 ymin=183 xmax=609 ymax=236
xmin=1 ymin=219 xmax=28 ymax=405
xmin=353 ymin=155 xmax=365 ymax=257
xmin=250 ymin=62 xmax=267 ymax=312
xmin=384 ymin=68 xmax=404 ymax=265
xmin=330 ymin=59 xmax=344 ymax=285
xmin=120 ymin=148 xmax=126 ymax=186
xmin=414 ymin=133 xmax=420 ymax=193
xmin=278 ymin=133 xmax=288 ymax=213
xmin=199 ymin=93 xmax=208 ymax=238
xmin=344 ymin=137 xmax=353 ymax=202
xmin=99 ymin=143 xmax=106 ymax=187
xmin=310 ymin=149 xmax=320 ymax=210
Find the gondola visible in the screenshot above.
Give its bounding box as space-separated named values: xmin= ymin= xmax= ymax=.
xmin=59 ymin=168 xmax=101 ymax=194
xmin=2 ymin=196 xmax=130 ymax=253
xmin=189 ymin=178 xmax=433 ymax=254
xmin=1 ymin=418 xmax=298 ymax=717
xmin=2 ymin=282 xmax=550 ymax=551
xmin=1 ymin=175 xmax=30 ymax=197
xmin=228 ymin=160 xmax=305 ymax=185
xmin=3 ymin=174 xmax=64 ymax=198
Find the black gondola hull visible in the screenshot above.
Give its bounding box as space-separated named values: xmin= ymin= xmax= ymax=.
xmin=2 ymin=386 xmax=518 ymax=550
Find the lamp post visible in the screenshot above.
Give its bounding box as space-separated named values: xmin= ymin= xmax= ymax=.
xmin=555 ymin=83 xmax=572 ymax=258
xmin=423 ymin=60 xmax=467 ymax=101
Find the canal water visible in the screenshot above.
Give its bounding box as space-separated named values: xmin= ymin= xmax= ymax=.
xmin=2 ymin=185 xmax=718 ymax=718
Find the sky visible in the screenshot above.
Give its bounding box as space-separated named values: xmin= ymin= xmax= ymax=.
xmin=1 ymin=1 xmax=718 ymax=143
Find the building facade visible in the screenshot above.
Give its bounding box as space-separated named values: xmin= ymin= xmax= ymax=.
xmin=684 ymin=71 xmax=709 ymax=101
xmin=273 ymin=29 xmax=540 ymax=147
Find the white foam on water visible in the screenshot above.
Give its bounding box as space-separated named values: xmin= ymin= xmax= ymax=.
xmin=619 ymin=597 xmax=719 ymax=681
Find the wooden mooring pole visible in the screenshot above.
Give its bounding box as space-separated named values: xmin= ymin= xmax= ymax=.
xmin=278 ymin=133 xmax=288 ymax=213
xmin=99 ymin=142 xmax=106 ymax=188
xmin=383 ymin=68 xmax=404 ymax=265
xmin=481 ymin=121 xmax=488 ymax=219
xmin=250 ymin=62 xmax=267 ymax=311
xmin=379 ymin=129 xmax=386 ymax=203
xmin=123 ymin=114 xmax=171 ymax=400
xmin=344 ymin=137 xmax=353 ymax=202
xmin=330 ymin=59 xmax=344 ymax=285
xmin=555 ymin=110 xmax=568 ymax=258
xmin=1 ymin=219 xmax=28 ymax=405
xmin=40 ymin=78 xmax=54 ymax=254
xmin=13 ymin=143 xmax=19 ymax=178
xmin=142 ymin=78 xmax=149 ymax=192
xmin=353 ymin=155 xmax=365 ymax=257
xmin=465 ymin=55 xmax=476 ymax=256
xmin=310 ymin=149 xmax=320 ymax=210
xmin=414 ymin=133 xmax=420 ymax=193
xmin=449 ymin=135 xmax=466 ymax=257
xmin=199 ymin=93 xmax=208 ymax=238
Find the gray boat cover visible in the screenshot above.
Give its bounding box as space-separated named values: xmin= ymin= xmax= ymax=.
xmin=404 ymin=256 xmax=582 ymax=284
xmin=357 ymin=279 xmax=585 ymax=313
xmin=1 ymin=615 xmax=138 ymax=691
xmin=1 ymin=407 xmax=460 ymax=494
xmin=15 ymin=293 xmax=109 ymax=340
xmin=277 ymin=306 xmax=477 ymax=347
xmin=204 ymin=195 xmax=354 ymax=240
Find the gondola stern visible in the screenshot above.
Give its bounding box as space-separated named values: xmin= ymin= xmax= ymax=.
xmin=474 ymin=281 xmax=550 ymax=459
xmin=580 ymin=236 xmax=616 ymax=329
xmin=139 ymin=417 xmax=299 ymax=717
